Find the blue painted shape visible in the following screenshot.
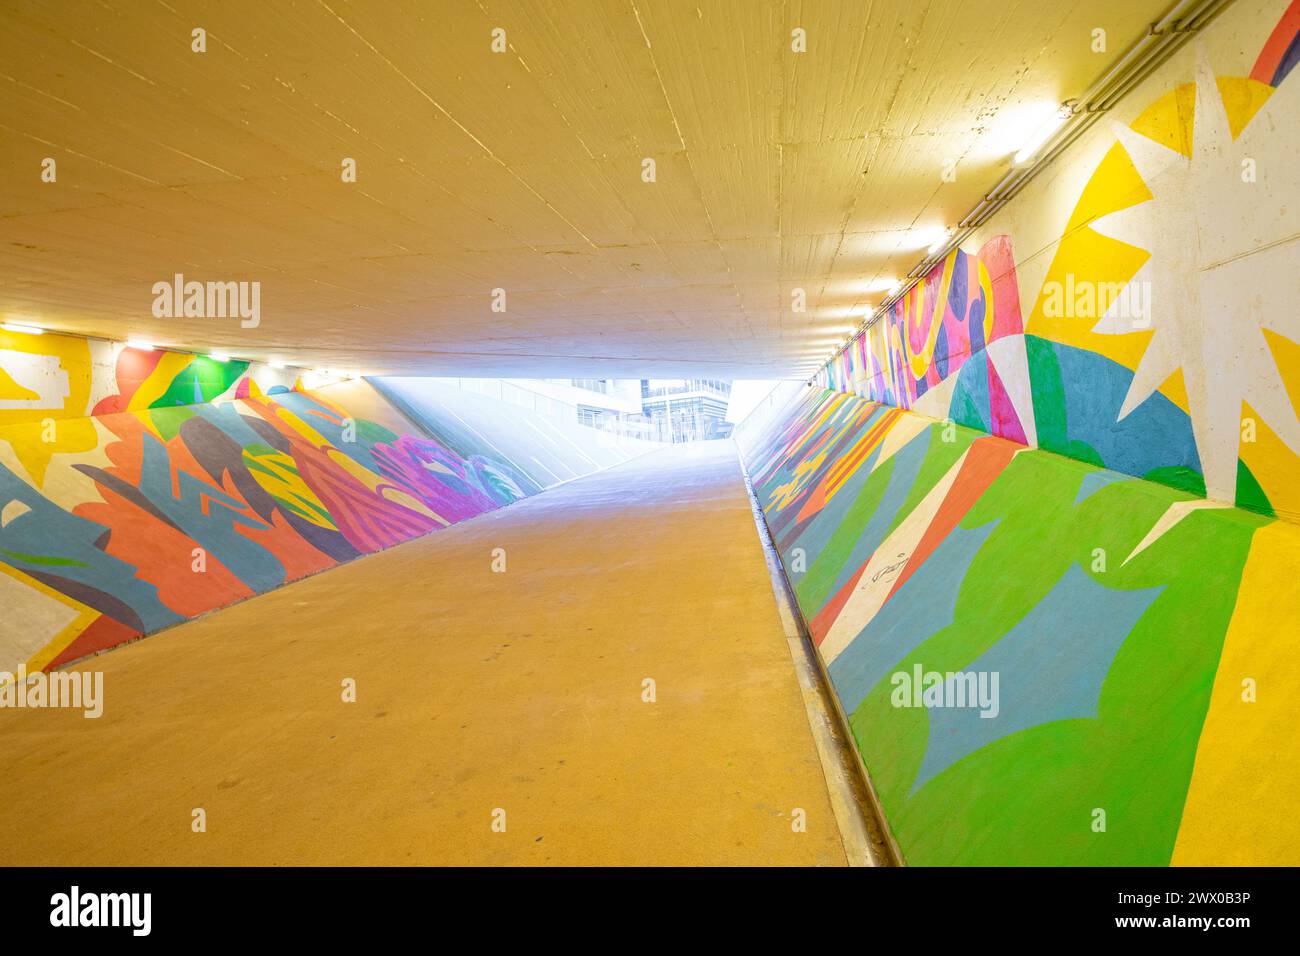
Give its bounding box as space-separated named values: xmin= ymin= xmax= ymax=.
xmin=968 ymin=287 xmax=987 ymax=355
xmin=130 ymin=433 xmax=286 ymax=593
xmin=194 ymin=401 xmax=269 ymax=447
xmin=273 ymin=391 xmax=402 ymax=478
xmin=910 ymin=563 xmax=1163 ymax=792
xmin=1047 ymin=341 xmax=1201 ymax=480
xmin=948 ymin=253 xmax=969 ymax=330
xmin=828 ymin=521 xmax=998 ymax=717
xmin=1271 ymin=33 xmax=1299 ymax=86
xmin=1073 ymin=470 xmax=1131 ymax=506
xmin=934 ymin=321 xmax=950 ymax=381
xmin=0 ymin=463 xmax=184 ymax=633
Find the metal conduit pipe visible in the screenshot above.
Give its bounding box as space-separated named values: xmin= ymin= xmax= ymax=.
xmin=821 ymin=0 xmax=1237 ymax=376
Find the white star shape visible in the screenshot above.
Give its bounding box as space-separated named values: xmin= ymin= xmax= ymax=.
xmin=1089 ymin=48 xmax=1300 ymax=503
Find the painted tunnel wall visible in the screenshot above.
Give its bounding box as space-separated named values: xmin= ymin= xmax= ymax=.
xmin=0 ymin=329 xmax=539 ymax=676
xmin=743 ymin=0 xmax=1300 ymax=865
xmin=739 ymin=387 xmax=1300 ymax=865
xmin=816 ymin=0 xmax=1300 ymax=523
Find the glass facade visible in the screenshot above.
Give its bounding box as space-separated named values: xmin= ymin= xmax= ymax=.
xmin=640 ymin=379 xmax=733 ymax=443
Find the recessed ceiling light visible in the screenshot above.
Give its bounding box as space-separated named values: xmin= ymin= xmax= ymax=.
xmin=209 ymin=352 xmax=231 ymax=363
xmin=927 ymin=229 xmax=953 ymax=255
xmin=1014 ymin=104 xmax=1073 ymax=165
xmin=269 ymin=360 xmax=285 ymax=370
xmin=125 ymin=339 xmax=155 ymax=351
xmin=2 ymin=322 xmax=43 ymax=335
xmin=907 ymin=226 xmax=949 ymax=251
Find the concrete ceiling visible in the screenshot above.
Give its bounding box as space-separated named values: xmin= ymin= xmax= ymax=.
xmin=0 ymin=0 xmax=1168 ymax=379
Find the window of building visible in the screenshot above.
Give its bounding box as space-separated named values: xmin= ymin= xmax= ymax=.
xmin=577 ymin=405 xmax=608 ymax=428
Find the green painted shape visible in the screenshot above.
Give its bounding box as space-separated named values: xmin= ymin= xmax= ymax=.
xmin=0 ymin=548 xmax=89 ymax=568
xmin=1025 ymin=334 xmax=1068 ymax=453
xmin=844 ymin=450 xmax=1265 ymax=865
xmin=150 ymin=357 xmax=250 ymax=410
xmin=1063 ymin=439 xmax=1104 ymax=467
xmin=1235 ymin=460 xmax=1274 ymax=517
xmin=950 ymin=384 xmax=988 ymax=434
xmin=1143 ymin=464 xmax=1206 ymax=497
xmin=147 ymin=405 xmax=197 ymax=442
xmin=355 ymin=419 xmax=398 ymax=445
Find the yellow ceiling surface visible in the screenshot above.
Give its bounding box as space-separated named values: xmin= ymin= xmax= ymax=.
xmin=0 ymin=0 xmax=1166 ymax=378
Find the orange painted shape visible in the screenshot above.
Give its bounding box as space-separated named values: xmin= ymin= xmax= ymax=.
xmin=885 ymin=436 xmax=1017 ymax=601
xmin=795 ymin=409 xmax=901 ymax=524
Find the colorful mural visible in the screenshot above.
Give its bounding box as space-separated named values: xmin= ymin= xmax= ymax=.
xmin=740 ymin=386 xmax=1300 ymax=864
xmin=755 ymin=1 xmax=1300 ymax=864
xmin=824 ymin=234 xmax=1030 ymax=447
xmin=0 ymin=331 xmax=530 ymax=676
xmin=817 ymin=0 xmax=1300 ymax=523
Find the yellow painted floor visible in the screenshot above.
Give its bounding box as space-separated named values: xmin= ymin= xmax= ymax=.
xmin=0 ymin=441 xmax=846 ymax=866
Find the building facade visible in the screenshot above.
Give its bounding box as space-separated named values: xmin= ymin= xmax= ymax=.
xmin=640 ymin=379 xmax=733 ymax=443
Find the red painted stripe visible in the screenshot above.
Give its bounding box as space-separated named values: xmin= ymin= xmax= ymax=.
xmin=1252 ymin=0 xmax=1300 ymax=84
xmin=809 ymin=558 xmax=869 ymax=647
